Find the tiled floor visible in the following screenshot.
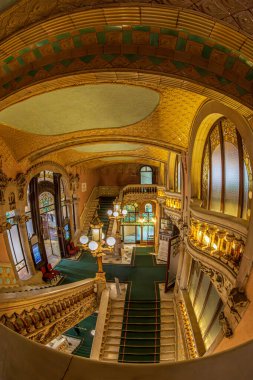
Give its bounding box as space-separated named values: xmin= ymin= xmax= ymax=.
xmin=102 ymin=245 xmax=134 ymax=265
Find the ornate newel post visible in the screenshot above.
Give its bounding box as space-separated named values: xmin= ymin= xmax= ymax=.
xmin=80 ymin=213 xmax=116 ymax=302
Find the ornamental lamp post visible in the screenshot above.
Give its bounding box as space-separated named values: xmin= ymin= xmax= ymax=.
xmin=107 ymin=198 xmax=127 ymax=256
xmin=80 ymin=213 xmax=116 ymax=288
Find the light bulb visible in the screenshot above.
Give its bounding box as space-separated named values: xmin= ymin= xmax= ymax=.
xmin=122 ymin=209 xmax=127 ymax=216
xmin=80 ymin=235 xmax=89 ymax=245
xmin=113 ymin=211 xmax=119 ymax=217
xmin=88 ymin=241 xmax=98 ymax=251
xmin=107 ymin=210 xmax=113 ymax=216
xmin=106 ymin=237 xmax=116 ymax=246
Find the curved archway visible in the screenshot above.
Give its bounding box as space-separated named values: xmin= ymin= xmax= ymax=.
xmin=189 ymin=100 xmax=253 ymax=201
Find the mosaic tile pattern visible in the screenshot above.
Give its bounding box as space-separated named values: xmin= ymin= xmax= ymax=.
xmin=0 ymin=26 xmax=252 ymax=107
xmin=1 ymin=0 xmax=253 ymax=42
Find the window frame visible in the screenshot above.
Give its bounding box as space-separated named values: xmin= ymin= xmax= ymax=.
xmin=201 ymin=118 xmax=249 ymax=219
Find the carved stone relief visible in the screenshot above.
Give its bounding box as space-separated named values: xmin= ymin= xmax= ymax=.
xmin=15 ymin=173 xmax=26 ymax=201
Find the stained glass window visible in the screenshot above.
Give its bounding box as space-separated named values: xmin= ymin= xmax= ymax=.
xmin=39 ymin=191 xmax=54 ymax=214
xmin=201 ymin=118 xmax=252 ymax=220
xmin=211 ymin=145 xmax=222 ymax=212
xmin=202 ymin=144 xmax=209 ymax=208
xmin=224 ymin=142 xmax=239 ymax=216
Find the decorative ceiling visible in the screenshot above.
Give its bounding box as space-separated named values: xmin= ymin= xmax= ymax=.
xmin=0 ymin=84 xmax=159 ymax=135
xmin=0 ymin=84 xmax=206 ymax=164
xmin=1 ymin=0 xmax=253 ymax=41
xmin=0 ymin=1 xmax=252 ymax=172
xmin=74 ymin=143 xmax=143 ymax=153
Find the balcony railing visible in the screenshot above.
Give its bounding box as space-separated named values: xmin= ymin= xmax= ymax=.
xmin=157 ymin=188 xmax=182 ymax=212
xmin=0 ymin=278 xmax=96 ymax=345
xmin=187 ymin=205 xmax=247 ymax=276
xmin=122 ymin=184 xmax=158 ymax=198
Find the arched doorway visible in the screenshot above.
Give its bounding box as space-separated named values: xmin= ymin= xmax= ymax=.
xmin=27 ymin=170 xmax=70 ymax=269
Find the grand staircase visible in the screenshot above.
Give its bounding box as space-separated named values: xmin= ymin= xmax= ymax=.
xmin=118 ymin=300 xmax=161 ymax=363
xmin=82 ymin=198 xmax=99 ymax=235
xmin=97 ymin=197 xmax=115 ymax=234
xmin=101 ymin=298 xmax=125 ymax=361
xmin=160 ymin=294 xmax=177 ymax=362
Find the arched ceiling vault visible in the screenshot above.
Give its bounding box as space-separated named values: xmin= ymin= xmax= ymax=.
xmin=0 ymin=2 xmax=252 ymax=170
xmin=0 ymin=84 xmax=206 ymax=164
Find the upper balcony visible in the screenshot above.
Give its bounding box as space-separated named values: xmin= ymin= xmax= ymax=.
xmin=186 ymin=201 xmax=248 ymax=283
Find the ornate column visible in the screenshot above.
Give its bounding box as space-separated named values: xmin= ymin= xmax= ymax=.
xmin=113 ymin=219 xmax=122 ymax=257
xmin=15 ymin=214 xmax=36 ymax=276
xmin=174 ymin=239 xmax=185 ymax=294
xmin=179 ymin=250 xmax=192 ymax=290
xmin=66 ymin=198 xmax=75 ymax=238
xmin=155 ymin=202 xmax=161 ymax=254
xmin=2 ymin=226 xmax=20 ymax=284
xmin=53 ymin=173 xmax=66 ymax=257
xmin=73 ymin=196 xmax=81 ymax=232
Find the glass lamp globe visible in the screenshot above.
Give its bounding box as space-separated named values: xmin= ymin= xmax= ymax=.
xmin=107 ymin=210 xmax=113 ymax=216
xmin=80 ymin=235 xmax=89 ymax=245
xmin=113 ymin=211 xmax=119 ymax=217
xmin=106 ymin=236 xmax=116 ymax=246
xmin=122 ymin=209 xmax=127 ymax=216
xmin=88 ymin=241 xmax=99 ymax=251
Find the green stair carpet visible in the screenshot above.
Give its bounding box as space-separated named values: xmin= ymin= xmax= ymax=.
xmin=56 ymin=246 xmax=166 ymax=362
xmin=97 ymin=196 xmax=115 ymax=234
xmin=64 ymin=313 xmax=97 ymax=358
xmin=118 ymin=247 xmax=163 ymax=364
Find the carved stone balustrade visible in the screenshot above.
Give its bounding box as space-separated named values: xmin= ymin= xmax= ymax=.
xmin=165 ymin=196 xmax=182 ymax=211
xmin=0 ymin=263 xmax=17 ymax=287
xmin=0 ymin=278 xmax=96 ymax=345
xmin=188 ymin=216 xmax=246 ymax=276
xmin=122 ymin=184 xmax=158 ymax=202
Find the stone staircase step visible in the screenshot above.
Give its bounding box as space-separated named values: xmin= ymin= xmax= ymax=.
xmin=103 ymin=337 xmax=121 ymax=345
xmin=102 ymin=352 xmax=119 ymax=360
xmin=106 ymin=330 xmax=122 ymax=337
xmin=160 ymin=352 xmax=176 ymax=361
